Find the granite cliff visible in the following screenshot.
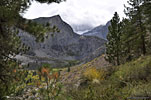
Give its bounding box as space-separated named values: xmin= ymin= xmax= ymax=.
xmin=17 ymin=15 xmax=106 ymax=68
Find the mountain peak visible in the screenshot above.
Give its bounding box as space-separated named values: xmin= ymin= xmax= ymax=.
xmin=49 ymin=15 xmax=62 ymax=20
xmin=83 ymin=21 xmax=110 ymax=40
xmin=18 ymin=15 xmax=106 ymax=68
xmin=34 ymin=15 xmax=62 ymax=22
xmin=52 ymin=15 xmax=61 ymax=18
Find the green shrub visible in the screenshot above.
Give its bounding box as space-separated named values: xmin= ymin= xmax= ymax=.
xmin=67 ymin=56 xmax=151 ymax=100
xmin=83 ymin=67 xmax=106 ymax=82
xmin=112 ymin=56 xmax=151 ymax=83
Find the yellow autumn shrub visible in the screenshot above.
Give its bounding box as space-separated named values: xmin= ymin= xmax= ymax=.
xmin=83 ymin=67 xmax=105 ymax=81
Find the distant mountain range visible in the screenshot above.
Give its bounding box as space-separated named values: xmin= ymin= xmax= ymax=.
xmin=17 ymin=15 xmax=107 ymax=68
xmin=71 ymin=24 xmax=94 ymax=34
xmin=83 ymin=21 xmax=110 ymax=40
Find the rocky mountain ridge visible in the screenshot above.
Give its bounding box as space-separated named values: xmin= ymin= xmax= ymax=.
xmin=17 ymin=15 xmax=106 ymax=68
xmin=83 ymin=21 xmax=110 ymax=40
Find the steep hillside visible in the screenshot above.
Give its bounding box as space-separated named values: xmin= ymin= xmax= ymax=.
xmin=62 ymin=56 xmax=151 ymax=100
xmin=60 ymin=55 xmax=110 ymax=87
xmin=18 ymin=15 xmax=106 ymax=68
xmin=83 ymin=21 xmax=110 ymax=40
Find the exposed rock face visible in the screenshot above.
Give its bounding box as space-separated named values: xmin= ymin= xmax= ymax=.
xmin=18 ymin=15 xmax=106 ymax=68
xmin=83 ymin=21 xmax=110 ymax=40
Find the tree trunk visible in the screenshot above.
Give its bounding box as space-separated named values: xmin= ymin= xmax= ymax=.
xmin=138 ymin=7 xmax=146 ymax=55
xmin=116 ymin=44 xmax=120 ymax=65
xmin=141 ymin=34 xmax=146 ymax=55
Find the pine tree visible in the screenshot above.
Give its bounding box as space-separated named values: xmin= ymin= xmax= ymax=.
xmin=0 ymin=0 xmax=64 ymax=98
xmin=142 ymin=0 xmax=151 ymax=52
xmin=106 ymin=12 xmax=122 ymax=65
xmin=120 ymin=18 xmax=136 ymax=62
xmin=106 ymin=0 xmax=151 ymax=64
xmin=124 ymin=0 xmax=147 ymax=55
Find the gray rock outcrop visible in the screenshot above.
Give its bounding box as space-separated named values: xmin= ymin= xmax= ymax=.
xmin=83 ymin=21 xmax=110 ymax=40
xmin=18 ymin=15 xmax=106 ymax=68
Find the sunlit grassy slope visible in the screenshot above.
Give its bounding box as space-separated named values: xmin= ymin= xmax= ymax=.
xmin=60 ymin=55 xmax=151 ymax=100
xmin=60 ymin=55 xmax=109 ymax=86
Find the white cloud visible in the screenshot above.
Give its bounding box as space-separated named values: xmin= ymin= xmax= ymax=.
xmin=23 ymin=0 xmax=128 ymax=32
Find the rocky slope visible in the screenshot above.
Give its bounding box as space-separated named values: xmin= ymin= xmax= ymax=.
xmin=18 ymin=15 xmax=106 ymax=68
xmin=83 ymin=21 xmax=110 ymax=40
xmin=60 ymin=55 xmax=110 ymax=88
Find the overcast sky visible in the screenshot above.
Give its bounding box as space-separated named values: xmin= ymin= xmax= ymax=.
xmin=24 ymin=0 xmax=128 ymax=33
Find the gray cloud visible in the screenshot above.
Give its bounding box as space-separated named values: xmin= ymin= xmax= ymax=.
xmin=24 ymin=0 xmax=128 ymax=33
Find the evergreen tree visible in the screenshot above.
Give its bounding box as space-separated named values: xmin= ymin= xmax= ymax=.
xmin=106 ymin=0 xmax=151 ymax=64
xmin=106 ymin=12 xmax=122 ymax=65
xmin=142 ymin=0 xmax=151 ymax=52
xmin=124 ymin=0 xmax=147 ymax=55
xmin=0 ymin=0 xmax=64 ymax=98
xmin=120 ymin=18 xmax=136 ymax=62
